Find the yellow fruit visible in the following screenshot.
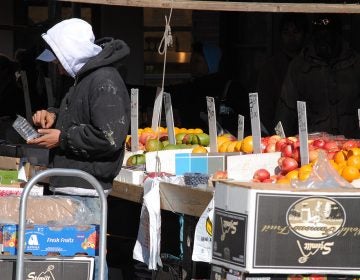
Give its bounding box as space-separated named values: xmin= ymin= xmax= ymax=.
xmin=341 ymin=166 xmax=360 ymax=182
xmin=347 ymin=147 xmax=360 ymax=157
xmin=286 ymin=169 xmax=299 ymax=181
xmin=276 ymin=177 xmax=290 ymax=184
xmin=241 ymin=136 xmax=253 ymax=154
xmin=334 ymin=150 xmax=347 ymax=164
xmin=217 ymin=136 xmax=231 ymax=150
xmin=226 ymin=141 xmax=238 ymax=153
xmin=298 ymin=164 xmax=312 ymax=181
xmin=192 ymin=146 xmax=208 ymax=154
xmin=234 ymin=140 xmax=242 ymax=152
xmin=219 ymin=141 xmax=233 ymax=153
xmin=347 ymin=155 xmax=360 ymax=170
xmin=179 ymin=128 xmax=188 ymax=133
xmin=194 ymin=128 xmax=203 ymax=134
xmin=143 ymin=127 xmax=154 ymax=133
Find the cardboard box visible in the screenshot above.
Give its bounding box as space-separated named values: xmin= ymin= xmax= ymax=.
xmin=212 ymin=181 xmax=360 ymax=275
xmin=227 ymin=152 xmax=281 ymax=181
xmin=114 ymin=168 xmax=146 ymax=185
xmin=2 ymin=224 xmax=98 ymax=256
xmin=0 ymin=256 xmax=94 ymax=280
xmin=0 ymin=184 xmax=43 ymax=197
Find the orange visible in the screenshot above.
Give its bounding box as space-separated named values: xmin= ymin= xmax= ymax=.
xmin=187 ymin=128 xmax=195 ymax=133
xmin=179 ymin=128 xmax=188 ymax=134
xmin=298 ymin=164 xmax=312 ymax=181
xmin=329 ymin=159 xmax=339 ymax=172
xmin=347 ymin=147 xmax=360 ymax=157
xmin=219 ymin=141 xmax=233 ymax=153
xmin=226 ymin=141 xmax=238 ymax=153
xmin=334 ymin=150 xmax=347 ymax=164
xmin=241 ymin=136 xmax=253 ymax=154
xmin=276 ymin=177 xmax=290 ymax=185
xmin=193 ymin=128 xmax=204 ymax=134
xmin=347 ymin=155 xmax=360 ymax=170
xmin=143 ymin=127 xmax=154 ymax=133
xmin=341 ymin=166 xmax=360 ymax=182
xmin=234 ymin=140 xmax=242 ymax=152
xmin=192 ymin=146 xmax=208 ymax=154
xmin=217 ymin=136 xmax=231 ymax=150
xmin=285 ymin=169 xmax=299 ymax=181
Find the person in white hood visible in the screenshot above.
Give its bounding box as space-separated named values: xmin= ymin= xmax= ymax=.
xmin=29 ymin=18 xmax=131 ymax=280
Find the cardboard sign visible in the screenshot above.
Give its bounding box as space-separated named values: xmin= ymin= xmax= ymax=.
xmin=297 ymin=101 xmax=309 ymax=165
xmin=163 ymin=92 xmax=176 ymax=145
xmin=237 ymin=115 xmax=244 ymax=141
xmin=130 ymin=88 xmax=139 ymax=152
xmin=249 ymin=93 xmax=261 ymax=154
xmin=207 ymin=96 xmax=218 ymax=153
xmin=151 ymin=87 xmax=163 ymax=131
xmin=275 ymin=121 xmax=286 ymax=138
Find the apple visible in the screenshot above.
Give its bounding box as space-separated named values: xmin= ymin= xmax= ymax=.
xmin=342 ymin=140 xmax=358 ymax=151
xmin=281 ymin=143 xmax=293 ymax=158
xmin=323 ymin=141 xmax=340 ymax=152
xmin=278 ymin=156 xmax=298 ymax=173
xmin=212 ymin=170 xmax=228 ymax=179
xmin=253 ymin=168 xmax=270 ymax=182
xmin=265 ymin=143 xmax=276 ymax=153
xmin=145 ymin=139 xmax=164 ymax=152
xmin=292 ymin=147 xmax=300 ymax=163
xmin=275 ymin=138 xmax=288 ymax=152
xmin=268 ymin=135 xmax=281 ymax=145
xmin=312 ymin=138 xmax=326 ymax=149
xmin=139 ymin=131 xmax=156 ymax=145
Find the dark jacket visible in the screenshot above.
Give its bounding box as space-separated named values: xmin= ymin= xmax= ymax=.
xmin=50 ymin=39 xmax=130 ymax=190
xmin=276 ymin=41 xmax=360 ymax=138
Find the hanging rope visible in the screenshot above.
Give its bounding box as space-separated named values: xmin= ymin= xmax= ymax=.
xmin=154 ymin=1 xmax=174 ymax=174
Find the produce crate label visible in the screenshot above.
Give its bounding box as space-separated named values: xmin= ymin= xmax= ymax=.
xmin=175 ymin=153 xmax=225 ymax=175
xmin=1 ymin=224 xmax=98 ymax=256
xmin=212 ymin=208 xmax=247 ymax=268
xmin=253 ymin=193 xmax=356 ymax=270
xmin=0 ymin=256 xmax=93 ymax=280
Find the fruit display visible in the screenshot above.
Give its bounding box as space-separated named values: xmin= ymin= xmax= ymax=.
xmin=126 ymin=127 xmax=210 ymax=153
xmin=247 ymin=134 xmax=360 ymax=184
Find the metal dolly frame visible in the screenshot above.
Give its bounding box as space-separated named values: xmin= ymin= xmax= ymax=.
xmin=15 ymin=168 xmax=108 ymax=280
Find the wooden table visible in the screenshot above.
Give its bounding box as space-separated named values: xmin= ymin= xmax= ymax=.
xmin=111 ymin=180 xmax=214 ymax=217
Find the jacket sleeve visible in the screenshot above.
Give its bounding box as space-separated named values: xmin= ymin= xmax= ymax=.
xmin=275 ymin=68 xmax=299 ymax=137
xmin=59 ymin=69 xmax=130 ymax=159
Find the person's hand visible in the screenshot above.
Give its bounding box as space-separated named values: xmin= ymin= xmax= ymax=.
xmin=32 ymin=110 xmax=56 ymax=129
xmin=27 ymin=129 xmax=61 ymax=149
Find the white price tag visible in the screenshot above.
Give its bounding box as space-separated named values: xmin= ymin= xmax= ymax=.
xmin=163 ymin=92 xmax=176 ymax=145
xmin=297 ymin=101 xmax=309 ymax=165
xmin=237 ymin=114 xmax=244 ymax=141
xmin=249 ymin=92 xmax=262 ymax=153
xmin=130 ymin=88 xmax=139 ymax=152
xmin=275 ymin=121 xmax=286 ymax=138
xmin=151 ymin=87 xmax=163 ymax=131
xmin=206 ymin=96 xmax=218 ymax=153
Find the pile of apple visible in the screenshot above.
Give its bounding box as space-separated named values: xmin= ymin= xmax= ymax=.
xmin=253 ymin=134 xmax=360 ymax=184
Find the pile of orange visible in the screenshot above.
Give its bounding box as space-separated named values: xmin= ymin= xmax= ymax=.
xmin=332 ymin=147 xmax=360 ymax=182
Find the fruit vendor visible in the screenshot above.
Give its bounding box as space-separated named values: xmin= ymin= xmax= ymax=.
xmin=276 ymin=14 xmax=360 ymax=139
xmin=28 ymin=18 xmax=131 ymax=280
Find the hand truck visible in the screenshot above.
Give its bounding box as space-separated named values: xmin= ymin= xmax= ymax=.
xmin=15 ymin=168 xmax=108 ymax=280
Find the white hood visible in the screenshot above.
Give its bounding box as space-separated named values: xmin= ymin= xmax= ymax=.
xmin=42 ymin=18 xmax=102 ymax=78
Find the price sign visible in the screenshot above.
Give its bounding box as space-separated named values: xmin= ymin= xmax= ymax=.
xmin=238 ymin=114 xmax=244 ymax=141
xmin=297 ymin=101 xmax=309 ymax=165
xmin=130 ymin=88 xmax=139 ymax=152
xmin=249 ymin=92 xmax=262 ymax=154
xmin=206 ymin=96 xmax=218 ymax=153
xmin=275 ymin=121 xmax=286 ymax=138
xmin=163 ymin=92 xmax=176 ymax=145
xmin=151 ymin=87 xmax=163 ymax=131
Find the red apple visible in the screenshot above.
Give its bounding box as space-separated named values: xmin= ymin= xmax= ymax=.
xmin=342 ymin=140 xmax=358 ymax=151
xmin=275 ymin=138 xmax=288 ymax=152
xmin=323 ymin=141 xmax=340 ymax=152
xmin=139 ymin=131 xmax=156 ymax=145
xmin=281 ymin=143 xmax=293 ymax=158
xmin=292 ymin=147 xmax=300 ymax=163
xmin=265 ymin=143 xmax=276 ymax=153
xmin=278 ymin=157 xmax=298 ymax=173
xmin=253 ymin=168 xmax=270 ymax=182
xmin=268 ymin=135 xmax=281 ymax=145
xmin=312 ymin=138 xmax=326 ymax=149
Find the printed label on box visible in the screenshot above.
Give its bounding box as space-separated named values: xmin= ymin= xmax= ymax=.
xmin=2 ymin=224 xmax=98 ymax=256
xmin=212 ymin=208 xmax=247 ymax=267
xmin=254 ymin=193 xmax=360 ymax=270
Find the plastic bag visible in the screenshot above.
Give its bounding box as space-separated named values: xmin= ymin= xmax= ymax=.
xmin=291 ymin=150 xmax=354 ymax=189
